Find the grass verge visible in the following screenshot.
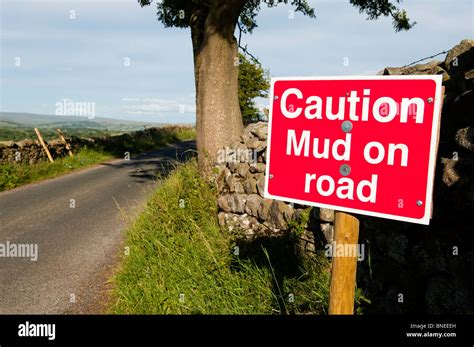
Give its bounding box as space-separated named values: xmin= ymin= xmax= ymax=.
xmin=112 ymin=160 xmax=330 ymax=314
xmin=0 ymin=148 xmax=113 ymax=191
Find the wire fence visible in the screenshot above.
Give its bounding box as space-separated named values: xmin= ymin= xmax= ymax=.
xmin=402 ymin=50 xmax=449 ymax=67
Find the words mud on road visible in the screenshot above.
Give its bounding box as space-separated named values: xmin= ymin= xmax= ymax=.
xmin=265 ymin=76 xmax=443 ymax=225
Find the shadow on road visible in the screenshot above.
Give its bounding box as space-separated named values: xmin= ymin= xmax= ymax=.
xmin=100 ymin=140 xmax=197 ymax=184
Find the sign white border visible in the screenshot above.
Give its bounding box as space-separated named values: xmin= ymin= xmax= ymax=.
xmin=264 ymin=75 xmax=443 ymax=225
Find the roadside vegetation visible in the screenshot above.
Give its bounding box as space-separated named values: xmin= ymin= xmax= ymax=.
xmin=112 ymin=161 xmax=331 ymax=314
xmin=100 ymin=126 xmax=196 ymax=156
xmin=0 ymin=126 xmax=196 ymax=192
xmin=238 ymin=53 xmax=270 ymax=124
xmin=0 ymin=148 xmax=113 ymax=191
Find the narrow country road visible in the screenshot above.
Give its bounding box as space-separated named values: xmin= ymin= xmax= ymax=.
xmin=0 ymin=141 xmax=195 ymax=314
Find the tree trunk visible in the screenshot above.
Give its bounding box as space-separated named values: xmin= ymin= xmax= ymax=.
xmin=191 ymin=1 xmax=245 ymax=174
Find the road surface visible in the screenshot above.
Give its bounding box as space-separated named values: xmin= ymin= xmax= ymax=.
xmin=0 ymin=141 xmax=195 ymax=314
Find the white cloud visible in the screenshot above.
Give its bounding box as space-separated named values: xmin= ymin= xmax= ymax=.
xmin=121 ymin=97 xmax=196 ymax=116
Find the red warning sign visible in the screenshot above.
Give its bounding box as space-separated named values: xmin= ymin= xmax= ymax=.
xmin=264 ymin=76 xmax=443 ymax=225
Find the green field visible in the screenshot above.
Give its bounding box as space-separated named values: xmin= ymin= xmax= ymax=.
xmin=0 ymin=126 xmax=119 ymax=142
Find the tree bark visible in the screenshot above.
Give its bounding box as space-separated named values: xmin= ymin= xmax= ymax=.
xmin=191 ymin=0 xmax=245 ymax=174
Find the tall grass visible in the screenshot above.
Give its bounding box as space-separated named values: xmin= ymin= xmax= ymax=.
xmin=112 ymin=161 xmax=275 ymax=314
xmin=112 ymin=161 xmax=330 ymax=315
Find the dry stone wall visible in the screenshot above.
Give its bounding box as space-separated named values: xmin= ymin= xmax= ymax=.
xmin=360 ymin=39 xmax=474 ymax=314
xmin=214 ymin=123 xmax=298 ymax=233
xmin=0 ymin=138 xmax=90 ymax=165
xmin=0 ymin=126 xmax=189 ymax=165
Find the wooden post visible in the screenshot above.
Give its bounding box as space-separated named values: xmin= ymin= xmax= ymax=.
xmin=56 ymin=128 xmax=74 ymax=157
xmin=34 ymin=128 xmax=54 ymax=163
xmin=328 ymin=211 xmax=360 ymax=315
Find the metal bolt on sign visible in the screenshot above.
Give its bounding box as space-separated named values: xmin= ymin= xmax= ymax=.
xmin=427 ymin=97 xmax=433 ymax=103
xmin=341 ymin=121 xmax=353 ymax=133
xmin=416 ymin=200 xmax=423 ymax=206
xmin=269 ymin=174 xmax=274 ymax=179
xmin=274 ymin=95 xmax=279 ymax=100
xmin=340 ymin=164 xmax=351 ymax=176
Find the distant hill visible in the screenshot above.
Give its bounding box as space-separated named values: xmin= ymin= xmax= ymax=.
xmin=0 ymin=112 xmax=162 ymax=131
xmin=0 ymin=112 xmax=167 ymax=141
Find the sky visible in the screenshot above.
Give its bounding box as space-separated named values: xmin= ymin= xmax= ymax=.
xmin=0 ymin=0 xmax=472 ymax=124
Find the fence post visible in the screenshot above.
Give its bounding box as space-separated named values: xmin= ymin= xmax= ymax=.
xmin=34 ymin=128 xmax=54 ymax=163
xmin=56 ymin=128 xmax=74 ymax=157
xmin=328 ymin=211 xmax=360 ymax=315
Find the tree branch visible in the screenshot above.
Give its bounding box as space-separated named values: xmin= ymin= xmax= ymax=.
xmin=236 ymin=21 xmax=261 ymax=64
